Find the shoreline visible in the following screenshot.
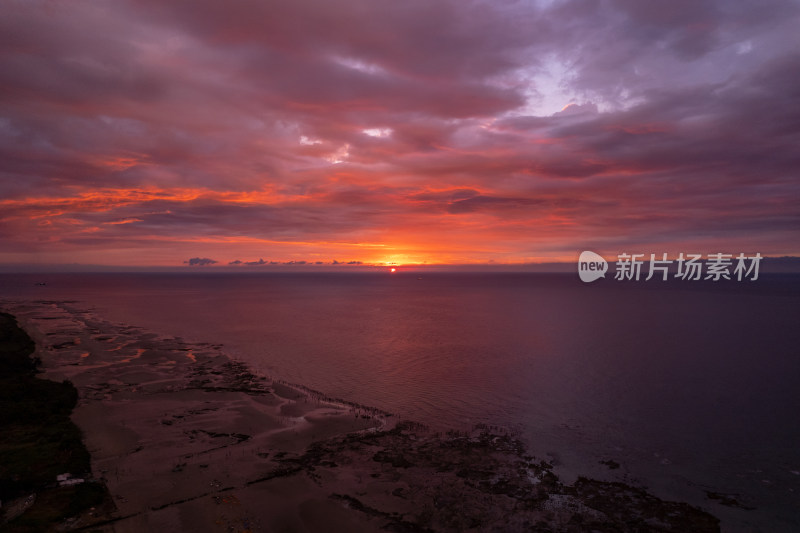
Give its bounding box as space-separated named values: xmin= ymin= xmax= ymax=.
xmin=0 ymin=311 xmax=113 ymax=531
xmin=2 ymin=299 xmax=722 ymax=532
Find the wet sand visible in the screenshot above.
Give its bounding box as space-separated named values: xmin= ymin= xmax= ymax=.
xmin=3 ymin=300 xmax=721 ymax=532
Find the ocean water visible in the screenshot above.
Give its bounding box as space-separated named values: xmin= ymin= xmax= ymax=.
xmin=2 ymin=271 xmax=799 ymax=531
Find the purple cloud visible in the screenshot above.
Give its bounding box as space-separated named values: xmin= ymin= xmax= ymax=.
xmin=0 ymin=0 xmax=798 ymax=265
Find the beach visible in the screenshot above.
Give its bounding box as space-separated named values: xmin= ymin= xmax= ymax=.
xmin=0 ymin=298 xmax=724 ymax=532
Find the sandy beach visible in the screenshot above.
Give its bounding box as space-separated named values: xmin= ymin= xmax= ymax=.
xmin=2 ymin=299 xmax=722 ymax=532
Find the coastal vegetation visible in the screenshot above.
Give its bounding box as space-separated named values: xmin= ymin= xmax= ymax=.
xmin=0 ymin=312 xmax=110 ymax=531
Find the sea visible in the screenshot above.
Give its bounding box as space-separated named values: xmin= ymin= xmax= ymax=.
xmin=1 ymin=271 xmax=799 ymax=532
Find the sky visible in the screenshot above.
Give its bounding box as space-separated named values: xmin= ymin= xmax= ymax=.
xmin=1 ymin=0 xmax=799 ymax=268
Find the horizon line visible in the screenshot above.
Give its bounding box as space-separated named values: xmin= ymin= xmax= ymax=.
xmin=2 ymin=255 xmax=800 ymax=274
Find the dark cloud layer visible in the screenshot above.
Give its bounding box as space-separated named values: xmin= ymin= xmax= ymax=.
xmin=184 ymin=257 xmax=217 ymax=266
xmin=1 ymin=0 xmax=798 ymax=265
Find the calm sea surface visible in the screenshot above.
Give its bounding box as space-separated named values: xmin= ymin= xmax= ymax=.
xmin=2 ymin=272 xmax=799 ymax=531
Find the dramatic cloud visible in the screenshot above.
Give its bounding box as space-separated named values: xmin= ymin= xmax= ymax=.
xmin=1 ymin=0 xmax=798 ymax=266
